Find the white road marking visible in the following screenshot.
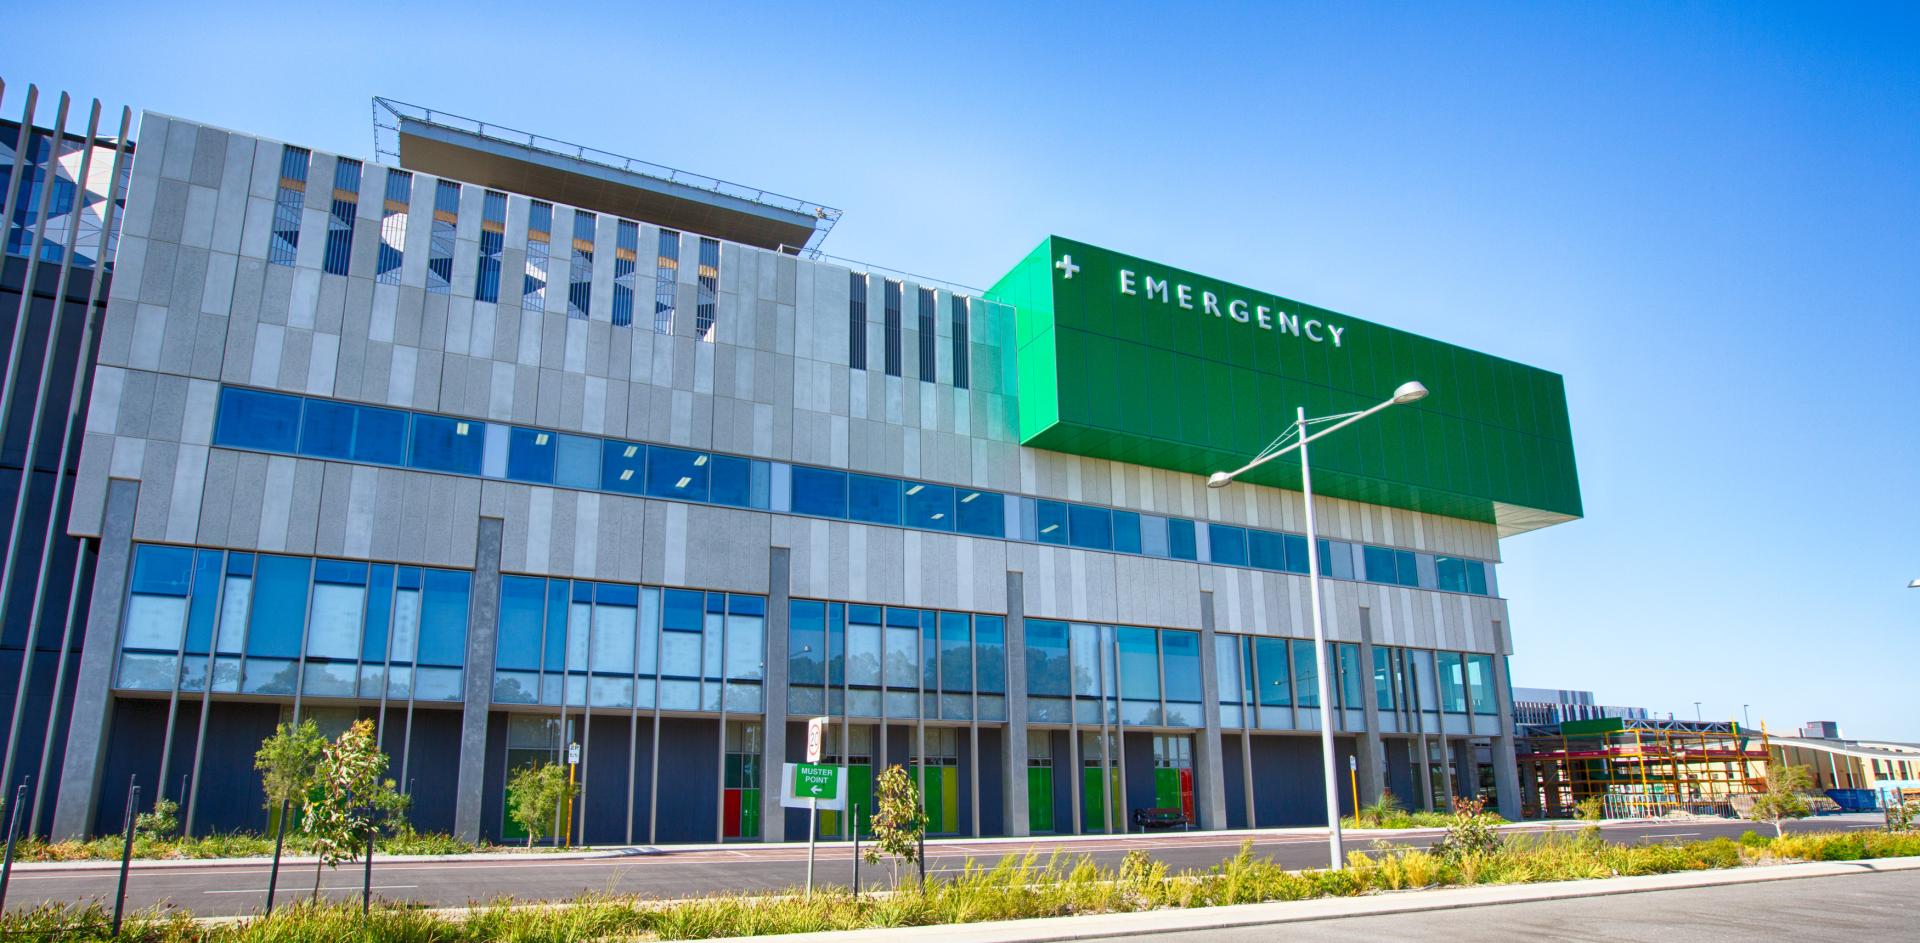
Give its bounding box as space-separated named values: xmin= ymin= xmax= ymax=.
xmin=205 ymin=884 xmax=419 ymax=894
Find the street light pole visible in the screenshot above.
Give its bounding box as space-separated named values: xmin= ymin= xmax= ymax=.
xmin=1694 ymin=701 xmax=1702 ymax=722
xmin=1743 ymin=704 xmax=1751 ymax=729
xmin=1208 ymin=381 xmax=1429 ymax=872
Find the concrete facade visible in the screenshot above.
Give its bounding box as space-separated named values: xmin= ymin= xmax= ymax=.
xmin=48 ymin=111 xmax=1534 ymax=842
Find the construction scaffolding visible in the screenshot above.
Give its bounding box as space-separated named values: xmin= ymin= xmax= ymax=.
xmin=1516 ymin=717 xmax=1769 ymax=819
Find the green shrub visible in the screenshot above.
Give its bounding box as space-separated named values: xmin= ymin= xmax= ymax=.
xmin=1574 ymin=796 xmax=1605 ymax=821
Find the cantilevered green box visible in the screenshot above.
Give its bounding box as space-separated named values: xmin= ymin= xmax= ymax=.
xmin=988 ymin=237 xmax=1582 ymax=534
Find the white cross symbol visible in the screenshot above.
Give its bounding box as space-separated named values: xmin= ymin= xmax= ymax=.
xmin=1055 ymin=254 xmax=1080 ymax=279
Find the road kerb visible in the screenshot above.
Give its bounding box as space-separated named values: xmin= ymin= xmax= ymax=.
xmin=726 ymin=855 xmax=1920 ymax=943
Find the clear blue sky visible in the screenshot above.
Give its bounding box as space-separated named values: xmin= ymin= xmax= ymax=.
xmin=12 ymin=2 xmax=1917 ymax=737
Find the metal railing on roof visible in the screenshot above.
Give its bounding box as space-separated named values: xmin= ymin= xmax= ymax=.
xmin=372 ymin=97 xmax=841 ymax=252
xmin=776 ymin=245 xmax=988 ymax=298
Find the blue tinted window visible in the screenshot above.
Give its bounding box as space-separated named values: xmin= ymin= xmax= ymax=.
xmin=353 ymin=406 xmax=408 ymax=464
xmin=601 ymin=440 xmax=645 ymax=494
xmin=1248 ymin=529 xmax=1286 ymax=570
xmin=507 ymin=427 xmax=555 ymax=483
xmin=497 ymin=576 xmax=546 ymax=671
xmin=710 ymin=455 xmax=752 ymax=507
xmin=789 ymin=600 xmax=825 ymax=686
xmin=1112 ymin=511 xmax=1141 ymax=554
xmin=955 ymin=489 xmax=1003 ymax=537
xmin=848 ymin=474 xmax=901 ymax=525
xmin=1435 ymin=556 xmax=1468 ymax=593
xmin=938 ymin=612 xmax=971 ymax=692
xmin=974 ymin=615 xmax=1005 ymax=693
xmin=1255 ymin=637 xmax=1289 ymax=706
xmin=1025 ymin=619 xmax=1070 ymax=696
xmin=362 ymin=565 xmax=393 ymax=662
xmin=214 ymin=388 xmax=301 ymax=452
xmin=647 ymin=446 xmax=710 ymax=501
xmin=1067 ymin=505 xmax=1112 ymax=550
xmin=182 ymin=551 xmax=224 ymax=655
xmin=1167 ymin=519 xmax=1198 ymax=560
xmin=1363 ymin=545 xmax=1398 ymax=583
xmin=1466 ymin=561 xmax=1489 ymax=596
xmin=662 ymin=589 xmax=704 ymax=632
xmin=409 ymin=415 xmax=484 ymax=475
xmin=1162 ymin=630 xmax=1202 ymax=703
xmin=905 ymin=482 xmax=955 ymax=530
xmin=298 ymin=399 xmax=355 ymax=459
xmin=1282 ymin=534 xmax=1310 ymax=574
xmin=130 ymin=544 xmax=194 ymax=596
xmin=1036 ymin=500 xmax=1068 ymax=545
xmin=1116 ymin=627 xmax=1159 ymax=700
xmin=791 ymin=466 xmax=847 ymax=518
xmin=1396 ymin=550 xmax=1420 ymax=587
xmin=554 ymin=434 xmax=600 ymax=489
xmin=1209 ymin=525 xmax=1249 ymax=567
xmin=416 ymin=569 xmax=471 ymax=667
xmin=1292 ymin=638 xmax=1320 ymax=707
xmin=246 ymin=555 xmax=311 ymax=659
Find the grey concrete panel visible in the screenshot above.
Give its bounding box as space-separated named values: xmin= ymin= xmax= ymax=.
xmin=1001 ymin=570 xmax=1029 ymax=836
xmin=1196 ymin=590 xmax=1228 ymax=830
xmin=453 ymin=517 xmax=503 ymax=843
xmin=52 ymin=479 xmax=139 ymax=840
xmin=760 ymin=547 xmax=790 ymax=842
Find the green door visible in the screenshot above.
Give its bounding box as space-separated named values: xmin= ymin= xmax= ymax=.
xmin=1027 ymin=767 xmax=1055 ymax=832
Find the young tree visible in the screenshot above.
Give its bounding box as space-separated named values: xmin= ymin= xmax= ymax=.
xmin=862 ymin=764 xmax=925 ymax=887
xmin=1748 ymin=764 xmax=1815 ymax=838
xmin=300 ymin=719 xmax=405 ymax=901
xmin=506 ymin=762 xmax=575 ymax=848
xmin=255 ymin=718 xmax=327 ymax=817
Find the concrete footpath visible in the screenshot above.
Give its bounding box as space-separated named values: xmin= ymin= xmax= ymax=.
xmin=732 ymin=855 xmax=1920 ymax=943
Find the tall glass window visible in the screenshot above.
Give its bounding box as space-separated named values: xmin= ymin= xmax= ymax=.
xmin=268 ymin=146 xmax=309 ymax=266
xmin=1336 ymin=642 xmax=1363 ymax=709
xmin=474 ymin=190 xmax=506 ymax=302
xmin=695 ymin=236 xmax=718 ymax=341
xmin=611 ymin=220 xmax=638 ymax=327
xmin=1466 ymin=654 xmax=1497 ymax=715
xmin=1291 ymin=638 xmax=1320 ymax=708
xmin=524 ymin=200 xmax=552 ymax=311
xmin=882 ymin=280 xmax=902 ymax=377
xmin=426 ymin=179 xmax=459 ymax=294
xmin=950 ymin=295 xmax=970 ymax=389
xmin=567 ymin=210 xmax=595 ymax=319
xmin=1373 ymin=646 xmax=1397 ymax=711
xmin=1254 ymin=637 xmax=1290 ymax=708
xmin=1438 ymin=652 xmax=1467 ymax=713
xmin=653 ymin=229 xmax=679 ymax=334
xmin=1025 ymin=619 xmax=1070 ymax=698
xmin=916 ymin=287 xmax=936 ymax=382
xmin=375 ymin=169 xmax=410 ymax=285
xmin=847 ymin=273 xmax=868 ymax=369
xmin=322 ymin=158 xmax=360 ymax=276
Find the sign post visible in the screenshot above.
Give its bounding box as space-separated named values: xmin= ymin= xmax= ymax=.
xmin=566 ymin=742 xmax=580 ymax=849
xmin=804 ymin=717 xmax=829 ymax=896
xmin=1349 ymin=754 xmax=1359 ymax=824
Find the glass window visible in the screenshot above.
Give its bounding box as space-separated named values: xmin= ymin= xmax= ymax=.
xmin=1363 ymin=545 xmax=1398 ymax=584
xmin=1214 ymin=634 xmax=1242 ymax=704
xmin=791 ymin=466 xmax=847 ymax=518
xmin=1209 ymin=525 xmax=1249 ymax=567
xmin=268 ymin=146 xmax=308 ymax=266
xmin=245 ymin=555 xmax=310 ymax=659
xmin=1292 ymin=638 xmax=1320 ymax=707
xmin=1139 ymin=515 xmax=1169 ymax=557
xmin=904 ymin=481 xmax=954 ymax=530
xmin=567 ymin=210 xmax=595 ymax=319
xmin=426 ymin=180 xmax=459 ymax=294
xmin=848 ymin=273 xmax=867 ymax=369
xmin=524 ymin=200 xmax=552 ymax=311
xmin=789 ymin=600 xmax=825 ymax=687
xmin=601 ymin=440 xmax=645 ymax=494
xmin=1467 ymin=654 xmax=1497 ymax=715
xmin=1117 ymin=627 xmax=1159 ymax=701
xmin=916 ymin=287 xmax=936 ymax=382
xmin=590 ymin=583 xmax=637 ymax=675
xmin=1438 ymin=652 xmax=1467 ymax=713
xmin=181 ymin=551 xmax=224 ymax=656
xmin=1396 ymin=550 xmax=1420 ymax=587
xmin=695 ymin=237 xmax=718 ymax=341
xmin=409 ymin=415 xmax=484 ymax=475
xmin=353 ymin=406 xmax=407 ymax=464
xmin=1466 ymin=561 xmax=1490 ymax=596
xmin=1069 ymin=622 xmax=1101 ymax=698
xmin=955 ymin=489 xmax=1003 ymax=537
xmin=1337 ymin=643 xmax=1362 ymax=709
xmin=307 ymin=560 xmax=367 ymax=660
xmin=660 ymin=589 xmax=703 ymax=676
xmin=322 ymin=158 xmax=361 ymax=276
xmin=1162 ymin=630 xmax=1201 ymax=703
xmin=710 ymin=455 xmax=751 ymax=507
xmin=849 ymin=474 xmax=901 ymax=525
xmin=611 ymin=219 xmax=639 ymax=327
xmin=1435 ymin=556 xmax=1469 ymax=593
xmin=554 ymin=434 xmax=600 ymax=489
xmin=474 ymin=190 xmax=505 ymax=301
xmin=375 ymin=169 xmax=410 ymax=285
xmin=1024 ymin=619 xmax=1070 ymax=696
xmin=1111 ymin=511 xmax=1141 ymax=554
xmin=416 ymin=569 xmax=470 ymax=667
xmin=1373 ymin=646 xmax=1396 ymax=711
xmin=1167 ymin=519 xmax=1198 ymax=561
xmin=937 ymin=612 xmax=971 ymax=693
xmin=646 ymin=446 xmax=711 ymax=501
xmin=725 ymin=595 xmax=764 ymax=680
xmin=1068 ymin=505 xmax=1112 ymax=550
xmin=507 ymin=427 xmax=556 ymax=484
xmin=1248 ymin=530 xmax=1286 ymax=571
xmin=124 ymin=546 xmax=193 ymax=652
xmin=1254 ymin=637 xmax=1289 ymax=707
xmin=950 ymin=295 xmax=970 ymax=389
xmin=1282 ymin=534 xmax=1311 ymax=575
xmin=845 ymin=605 xmax=882 ymax=687
xmin=883 ymin=607 xmax=919 ymax=689
xmin=1036 ymin=500 xmax=1068 ymax=544
xmin=497 ymin=576 xmax=546 ymax=671
xmin=883 ymin=280 xmax=902 ymax=376
xmin=653 ymin=229 xmax=680 ymax=334
xmin=215 ymin=388 xmax=301 ymax=452
xmin=975 ymin=615 xmax=1005 ymax=693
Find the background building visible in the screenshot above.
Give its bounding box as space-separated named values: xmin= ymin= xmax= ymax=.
xmin=1511 ymin=687 xmax=1652 ymax=726
xmin=0 ymin=78 xmax=1584 ymax=844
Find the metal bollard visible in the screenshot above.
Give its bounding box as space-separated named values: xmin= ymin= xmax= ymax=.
xmin=0 ymin=782 xmax=28 ymax=915
xmin=851 ymin=802 xmax=860 ymax=895
xmin=111 ymin=778 xmax=139 ymax=937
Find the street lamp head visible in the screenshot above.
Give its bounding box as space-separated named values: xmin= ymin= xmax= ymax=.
xmin=1206 ymin=471 xmax=1234 ymax=489
xmin=1908 ymin=578 xmax=1920 ymax=589
xmin=1392 ymin=381 xmax=1429 ymax=405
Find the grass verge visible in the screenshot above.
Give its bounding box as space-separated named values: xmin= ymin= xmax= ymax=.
xmin=5 ymin=829 xmax=1916 ymax=942
xmin=7 ymin=829 xmax=550 ymax=862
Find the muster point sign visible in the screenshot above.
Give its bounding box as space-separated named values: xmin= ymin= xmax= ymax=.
xmin=794 ymin=762 xmax=838 ymax=800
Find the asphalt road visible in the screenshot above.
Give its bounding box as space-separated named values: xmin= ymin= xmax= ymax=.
xmin=1136 ymin=868 xmax=1920 ymax=942
xmin=2 ymin=815 xmax=1888 ymax=918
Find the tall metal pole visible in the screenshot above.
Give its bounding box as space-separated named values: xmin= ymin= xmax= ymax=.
xmin=1298 ymin=405 xmax=1344 ymax=870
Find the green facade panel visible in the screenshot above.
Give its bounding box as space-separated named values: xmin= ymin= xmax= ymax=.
xmin=987 ymin=237 xmax=1582 ymax=529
